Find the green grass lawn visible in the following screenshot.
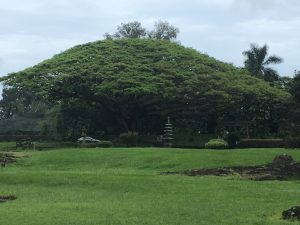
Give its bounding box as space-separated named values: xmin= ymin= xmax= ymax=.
xmin=1 ymin=147 xmax=300 ymax=225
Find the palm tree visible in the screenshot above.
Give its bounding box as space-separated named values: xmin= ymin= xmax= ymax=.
xmin=243 ymin=43 xmax=283 ymax=82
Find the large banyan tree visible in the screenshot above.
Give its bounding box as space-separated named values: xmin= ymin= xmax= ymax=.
xmin=1 ymin=39 xmax=290 ymax=138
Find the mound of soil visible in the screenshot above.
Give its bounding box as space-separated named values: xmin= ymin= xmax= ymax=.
xmin=163 ymin=154 xmax=300 ymax=181
xmin=282 ymin=206 xmax=300 ymax=220
xmin=0 ymin=195 xmax=17 ymax=203
xmin=273 ymin=154 xmax=294 ymax=166
xmin=0 ymin=154 xmax=17 ymax=165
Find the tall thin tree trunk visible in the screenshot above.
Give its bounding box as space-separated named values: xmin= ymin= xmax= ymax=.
xmin=120 ymin=118 xmax=129 ymax=132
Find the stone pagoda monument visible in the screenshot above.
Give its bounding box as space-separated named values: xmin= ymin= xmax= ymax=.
xmin=163 ymin=116 xmax=174 ymax=147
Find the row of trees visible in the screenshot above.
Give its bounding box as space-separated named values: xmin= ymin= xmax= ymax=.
xmin=104 ymin=21 xmax=179 ymax=41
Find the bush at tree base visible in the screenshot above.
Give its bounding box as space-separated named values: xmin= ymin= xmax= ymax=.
xmin=205 ymin=139 xmax=228 ymax=149
xmin=79 ymin=141 xmax=113 ymax=148
xmin=119 ymin=132 xmax=139 ymax=147
xmin=224 ymin=132 xmax=240 ymax=148
xmin=237 ymin=139 xmax=284 ymax=148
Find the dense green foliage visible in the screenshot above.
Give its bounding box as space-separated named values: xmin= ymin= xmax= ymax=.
xmin=292 ymin=71 xmax=300 ymax=103
xmin=1 ymin=39 xmax=290 ymax=139
xmin=1 ymin=148 xmax=300 ymax=225
xmin=205 ymin=138 xmax=228 ymax=149
xmin=79 ymin=141 xmax=113 ymax=148
xmin=148 ymin=20 xmax=179 ymax=40
xmin=0 ymin=89 xmax=56 ymax=133
xmin=119 ymin=132 xmax=139 ymax=147
xmin=107 ymin=21 xmax=147 ymax=39
xmin=286 ymin=71 xmax=300 ymax=139
xmin=237 ymin=139 xmax=284 ymax=148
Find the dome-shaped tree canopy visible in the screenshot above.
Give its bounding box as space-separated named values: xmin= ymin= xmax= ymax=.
xmin=1 ymin=39 xmax=290 ymax=136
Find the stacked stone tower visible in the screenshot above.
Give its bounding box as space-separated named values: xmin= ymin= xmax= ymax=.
xmin=163 ymin=116 xmax=174 ymax=147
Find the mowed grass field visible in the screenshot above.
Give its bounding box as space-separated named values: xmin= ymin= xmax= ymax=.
xmin=1 ymin=148 xmax=300 ymax=225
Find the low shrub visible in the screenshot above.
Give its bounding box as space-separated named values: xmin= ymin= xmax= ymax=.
xmin=284 ymin=137 xmax=300 ymax=148
xmin=119 ymin=132 xmax=138 ymax=147
xmin=205 ymin=139 xmax=228 ymax=149
xmin=79 ymin=141 xmax=112 ymax=148
xmin=237 ymin=139 xmax=284 ymax=148
xmin=36 ymin=141 xmax=77 ymax=150
xmin=225 ymin=132 xmax=240 ymax=148
xmin=98 ymin=141 xmax=113 ymax=148
xmin=173 ymin=132 xmax=213 ymax=148
xmin=137 ymin=135 xmax=158 ymax=147
xmin=79 ymin=143 xmax=99 ymax=148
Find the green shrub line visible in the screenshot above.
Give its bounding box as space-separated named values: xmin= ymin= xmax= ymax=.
xmin=238 ymin=139 xmax=284 ymax=148
xmin=205 ymin=139 xmax=228 ymax=149
xmin=79 ymin=141 xmax=113 ymax=148
xmin=119 ymin=132 xmax=139 ymax=147
xmin=1 ymin=137 xmax=300 ymax=151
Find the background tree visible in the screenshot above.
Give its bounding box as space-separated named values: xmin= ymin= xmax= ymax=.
xmin=283 ymin=70 xmax=300 ymax=141
xmin=113 ymin=21 xmax=146 ymax=39
xmin=148 ymin=20 xmax=179 ymax=41
xmin=243 ymin=43 xmax=283 ymax=82
xmin=1 ymin=39 xmax=289 ymax=140
xmin=291 ymin=70 xmax=300 ymax=103
xmin=0 ymin=88 xmax=56 ymax=134
xmin=274 ymin=76 xmax=293 ymax=92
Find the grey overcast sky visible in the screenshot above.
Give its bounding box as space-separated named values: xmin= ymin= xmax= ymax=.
xmin=0 ymin=0 xmax=299 ymax=77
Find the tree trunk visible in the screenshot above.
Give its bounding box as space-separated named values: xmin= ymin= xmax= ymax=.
xmin=120 ymin=118 xmax=129 ymax=133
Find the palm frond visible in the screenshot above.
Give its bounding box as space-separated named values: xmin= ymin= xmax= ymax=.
xmin=256 ymin=44 xmax=268 ymax=67
xmin=264 ymin=55 xmax=283 ymax=65
xmin=243 ymin=43 xmax=282 ymax=82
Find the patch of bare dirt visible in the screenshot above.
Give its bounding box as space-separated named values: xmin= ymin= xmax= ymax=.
xmin=282 ymin=206 xmax=300 ymax=220
xmin=163 ymin=154 xmax=300 ymax=181
xmin=0 ymin=195 xmax=17 ymax=203
xmin=0 ymin=153 xmax=17 ymax=167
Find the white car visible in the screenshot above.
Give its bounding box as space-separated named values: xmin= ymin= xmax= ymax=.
xmin=77 ymin=137 xmax=100 ymax=142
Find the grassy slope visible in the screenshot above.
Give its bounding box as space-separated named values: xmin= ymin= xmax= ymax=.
xmin=1 ymin=148 xmax=300 ymax=225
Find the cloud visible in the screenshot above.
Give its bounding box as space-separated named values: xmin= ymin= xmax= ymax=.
xmin=0 ymin=0 xmax=299 ymax=78
xmin=234 ymin=0 xmax=288 ymax=10
xmin=233 ymin=0 xmax=300 ymax=20
xmin=0 ymin=33 xmax=86 ymax=77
